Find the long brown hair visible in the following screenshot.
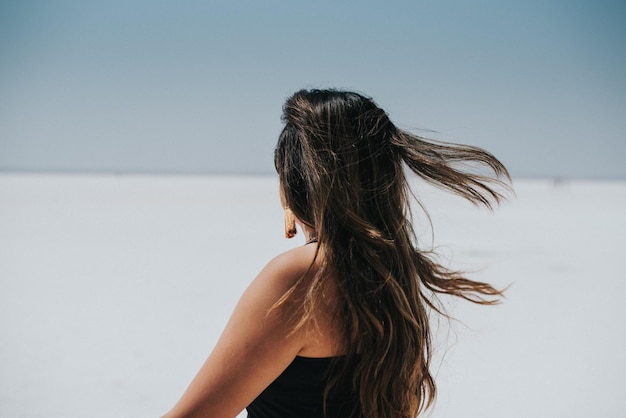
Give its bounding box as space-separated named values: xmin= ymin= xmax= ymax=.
xmin=274 ymin=89 xmax=511 ymax=418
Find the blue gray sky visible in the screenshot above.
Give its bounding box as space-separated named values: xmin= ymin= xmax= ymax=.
xmin=1 ymin=0 xmax=624 ymax=178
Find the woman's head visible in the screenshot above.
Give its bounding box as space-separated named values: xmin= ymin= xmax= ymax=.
xmin=275 ymin=89 xmax=403 ymax=243
xmin=273 ymin=88 xmax=510 ymax=418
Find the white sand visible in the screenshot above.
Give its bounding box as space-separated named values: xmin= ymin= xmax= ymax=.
xmin=1 ymin=174 xmax=624 ymax=418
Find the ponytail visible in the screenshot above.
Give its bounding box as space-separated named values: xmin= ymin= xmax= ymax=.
xmin=391 ymin=130 xmax=511 ymax=209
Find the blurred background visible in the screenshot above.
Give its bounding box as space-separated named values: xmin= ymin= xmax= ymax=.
xmin=1 ymin=0 xmax=624 ymax=179
xmin=1 ymin=1 xmax=625 ymax=418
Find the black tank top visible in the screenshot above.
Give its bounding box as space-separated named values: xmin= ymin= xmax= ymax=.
xmin=246 ymin=356 xmax=361 ymax=418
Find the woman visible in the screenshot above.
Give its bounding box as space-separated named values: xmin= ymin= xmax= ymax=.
xmin=163 ymin=89 xmax=511 ymax=418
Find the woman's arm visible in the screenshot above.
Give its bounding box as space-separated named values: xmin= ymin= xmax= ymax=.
xmin=162 ymin=246 xmax=314 ymax=418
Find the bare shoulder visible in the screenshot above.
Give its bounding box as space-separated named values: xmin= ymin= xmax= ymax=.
xmin=259 ymin=244 xmax=319 ymax=288
xmin=162 ymin=244 xmax=321 ymax=417
xmin=231 ymin=245 xmax=316 ymax=319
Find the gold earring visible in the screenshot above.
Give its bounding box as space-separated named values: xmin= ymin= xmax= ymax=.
xmin=284 ymin=207 xmax=297 ymax=239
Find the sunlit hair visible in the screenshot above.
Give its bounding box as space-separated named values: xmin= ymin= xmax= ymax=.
xmin=274 ymin=89 xmax=511 ymax=418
